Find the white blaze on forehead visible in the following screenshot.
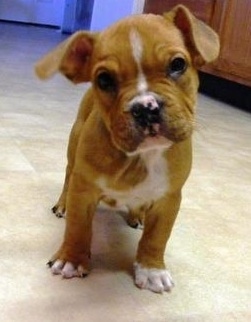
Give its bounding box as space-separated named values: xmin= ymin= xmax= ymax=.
xmin=129 ymin=29 xmax=148 ymax=93
xmin=130 ymin=29 xmax=143 ymax=62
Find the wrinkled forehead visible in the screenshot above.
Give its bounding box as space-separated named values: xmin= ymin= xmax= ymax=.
xmin=94 ymin=15 xmax=186 ymax=64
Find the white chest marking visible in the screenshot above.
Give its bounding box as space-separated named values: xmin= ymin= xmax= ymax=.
xmin=129 ymin=29 xmax=148 ymax=94
xmin=97 ymin=150 xmax=169 ymax=209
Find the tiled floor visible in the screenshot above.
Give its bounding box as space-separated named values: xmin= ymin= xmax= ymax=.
xmin=0 ymin=22 xmax=250 ymax=322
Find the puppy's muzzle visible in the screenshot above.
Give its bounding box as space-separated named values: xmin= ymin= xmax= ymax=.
xmin=130 ymin=94 xmax=164 ymax=137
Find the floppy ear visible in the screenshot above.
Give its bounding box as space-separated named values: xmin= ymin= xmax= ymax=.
xmin=35 ymin=31 xmax=97 ymax=83
xmin=165 ymin=5 xmax=220 ymax=66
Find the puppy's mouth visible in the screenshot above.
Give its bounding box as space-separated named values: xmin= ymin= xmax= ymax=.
xmin=122 ymin=93 xmax=173 ymax=154
xmin=129 ymin=123 xmax=173 ymax=155
xmin=111 ymin=114 xmax=193 ymax=155
xmin=134 ymin=135 xmax=173 ymax=154
xmin=110 ymin=93 xmax=193 ymax=154
xmin=110 ymin=117 xmax=172 ymax=155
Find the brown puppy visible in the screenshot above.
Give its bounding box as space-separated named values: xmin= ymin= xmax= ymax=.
xmin=35 ymin=5 xmax=219 ymax=293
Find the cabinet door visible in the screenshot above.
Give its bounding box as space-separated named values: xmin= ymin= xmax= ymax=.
xmin=210 ymin=0 xmax=251 ymax=86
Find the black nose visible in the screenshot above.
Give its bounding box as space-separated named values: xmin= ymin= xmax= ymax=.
xmin=131 ymin=101 xmax=162 ymax=128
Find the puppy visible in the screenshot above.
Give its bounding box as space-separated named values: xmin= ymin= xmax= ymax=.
xmin=35 ymin=5 xmax=219 ymax=293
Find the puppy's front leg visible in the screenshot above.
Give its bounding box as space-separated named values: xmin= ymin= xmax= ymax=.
xmin=49 ymin=175 xmax=99 ymax=278
xmin=135 ymin=192 xmax=181 ymax=293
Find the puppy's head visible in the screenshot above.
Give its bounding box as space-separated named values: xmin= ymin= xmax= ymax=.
xmin=35 ymin=5 xmax=219 ymax=154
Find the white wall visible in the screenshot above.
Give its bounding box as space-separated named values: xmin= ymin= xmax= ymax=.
xmin=0 ymin=0 xmax=65 ymax=27
xmin=132 ymin=0 xmax=145 ymax=14
xmin=0 ymin=0 xmax=145 ymax=31
xmin=90 ymin=0 xmax=145 ymax=31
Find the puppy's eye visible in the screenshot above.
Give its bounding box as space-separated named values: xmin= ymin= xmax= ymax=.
xmin=168 ymin=56 xmax=187 ymax=78
xmin=96 ymin=71 xmax=117 ymax=92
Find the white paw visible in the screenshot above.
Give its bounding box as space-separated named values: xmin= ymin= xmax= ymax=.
xmin=134 ymin=262 xmax=174 ymax=293
xmin=48 ymin=260 xmax=88 ymax=278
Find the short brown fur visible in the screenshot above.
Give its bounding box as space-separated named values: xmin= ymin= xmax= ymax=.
xmin=35 ymin=5 xmax=219 ymax=293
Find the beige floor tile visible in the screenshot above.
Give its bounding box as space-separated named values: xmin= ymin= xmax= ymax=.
xmin=0 ymin=138 xmax=34 ymax=171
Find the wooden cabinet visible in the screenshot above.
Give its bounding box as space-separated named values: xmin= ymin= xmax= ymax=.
xmin=144 ymin=0 xmax=251 ymax=87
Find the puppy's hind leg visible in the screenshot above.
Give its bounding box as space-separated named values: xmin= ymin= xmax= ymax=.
xmin=52 ymin=120 xmax=82 ymax=218
xmin=127 ymin=204 xmax=148 ymax=229
xmin=52 ymin=165 xmax=71 ymax=218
